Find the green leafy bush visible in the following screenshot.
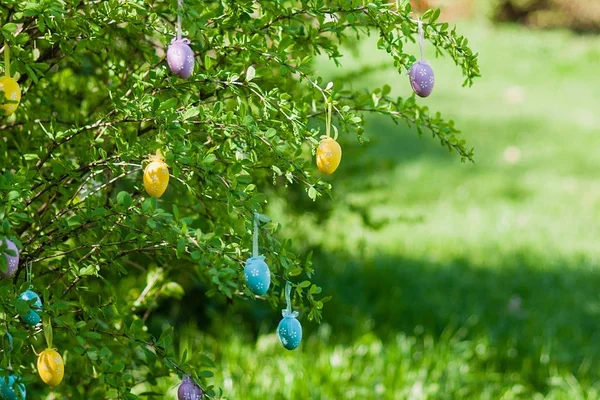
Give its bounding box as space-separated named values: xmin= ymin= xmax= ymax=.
xmin=0 ymin=0 xmax=478 ymax=397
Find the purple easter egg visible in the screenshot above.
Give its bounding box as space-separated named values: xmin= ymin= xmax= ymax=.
xmin=167 ymin=38 xmax=195 ymax=79
xmin=1 ymin=239 xmax=19 ymax=278
xmin=409 ymin=61 xmax=435 ymax=98
xmin=178 ymin=375 xmax=203 ymax=400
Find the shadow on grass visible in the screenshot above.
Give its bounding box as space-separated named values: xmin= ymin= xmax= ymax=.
xmin=306 ymin=248 xmax=600 ymax=389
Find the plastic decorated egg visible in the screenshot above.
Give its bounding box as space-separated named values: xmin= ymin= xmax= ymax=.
xmin=0 ymin=77 xmax=21 ymax=116
xmin=37 ymin=349 xmax=64 ymax=387
xmin=143 ymin=159 xmax=170 ymax=198
xmin=178 ymin=375 xmax=203 ymax=400
xmin=244 ymin=256 xmax=270 ymax=296
xmin=18 ymin=290 xmax=42 ymax=326
xmin=0 ymin=373 xmax=26 ymax=400
xmin=409 ymin=60 xmax=435 ymax=98
xmin=277 ymin=313 xmax=302 ymax=350
xmin=316 ymin=137 xmax=342 ymax=175
xmin=167 ymin=38 xmax=195 ymax=79
xmin=1 ymin=239 xmax=19 ymax=278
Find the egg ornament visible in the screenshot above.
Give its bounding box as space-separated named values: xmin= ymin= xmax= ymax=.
xmin=37 ymin=349 xmax=64 ymax=387
xmin=244 ymin=255 xmax=270 ymax=296
xmin=178 ymin=375 xmax=203 ymax=400
xmin=316 ymin=137 xmax=342 ymax=175
xmin=277 ymin=309 xmax=303 ymax=350
xmin=408 ymin=60 xmax=435 ymax=98
xmin=18 ymin=290 xmax=42 ymax=326
xmin=143 ymin=154 xmax=170 ymax=198
xmin=0 ymin=239 xmax=19 ymax=278
xmin=0 ymin=373 xmax=26 ymax=400
xmin=167 ymin=38 xmax=194 ymax=79
xmin=0 ymin=77 xmax=20 ymax=116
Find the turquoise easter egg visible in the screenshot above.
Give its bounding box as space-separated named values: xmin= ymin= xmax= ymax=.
xmin=18 ymin=290 xmax=42 ymax=326
xmin=244 ymin=256 xmax=270 ymax=295
xmin=277 ymin=315 xmax=302 ymax=350
xmin=0 ymin=373 xmax=26 ymax=400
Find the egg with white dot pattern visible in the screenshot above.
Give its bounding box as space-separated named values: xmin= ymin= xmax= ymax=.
xmin=18 ymin=289 xmax=42 ymax=326
xmin=178 ymin=375 xmax=203 ymax=400
xmin=316 ymin=137 xmax=342 ymax=175
xmin=244 ymin=256 xmax=271 ymax=296
xmin=143 ymin=160 xmax=170 ymax=198
xmin=408 ymin=60 xmax=435 ymax=98
xmin=0 ymin=77 xmax=21 ymax=116
xmin=167 ymin=39 xmax=195 ymax=79
xmin=1 ymin=239 xmax=19 ymax=279
xmin=0 ymin=372 xmax=26 ymax=400
xmin=277 ymin=315 xmax=302 ymax=350
xmin=37 ymin=349 xmax=64 ymax=387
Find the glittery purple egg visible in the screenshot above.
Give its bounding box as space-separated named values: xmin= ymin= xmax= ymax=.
xmin=1 ymin=239 xmax=19 ymax=278
xmin=178 ymin=375 xmax=203 ymax=400
xmin=409 ymin=61 xmax=435 ymax=98
xmin=167 ymin=38 xmax=195 ymax=79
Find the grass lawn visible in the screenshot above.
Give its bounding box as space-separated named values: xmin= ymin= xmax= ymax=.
xmin=173 ymin=21 xmax=600 ymax=399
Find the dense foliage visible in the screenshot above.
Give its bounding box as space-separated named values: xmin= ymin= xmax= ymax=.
xmin=0 ymin=0 xmax=478 ymax=398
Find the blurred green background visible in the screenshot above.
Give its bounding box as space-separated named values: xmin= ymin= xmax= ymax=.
xmin=160 ymin=1 xmax=600 ymax=398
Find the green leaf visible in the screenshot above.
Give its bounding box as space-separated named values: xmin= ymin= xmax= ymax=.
xmin=117 ymin=191 xmax=132 ymax=207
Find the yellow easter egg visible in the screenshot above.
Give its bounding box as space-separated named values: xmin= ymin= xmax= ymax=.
xmin=143 ymin=159 xmax=170 ymax=198
xmin=37 ymin=348 xmax=64 ymax=387
xmin=316 ymin=137 xmax=342 ymax=175
xmin=0 ymin=76 xmax=21 ymax=116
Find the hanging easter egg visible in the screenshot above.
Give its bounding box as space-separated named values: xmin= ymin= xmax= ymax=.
xmin=178 ymin=375 xmax=203 ymax=400
xmin=316 ymin=137 xmax=342 ymax=175
xmin=143 ymin=156 xmax=170 ymax=198
xmin=18 ymin=290 xmax=42 ymax=326
xmin=277 ymin=312 xmax=303 ymax=351
xmin=409 ymin=61 xmax=435 ymax=98
xmin=0 ymin=373 xmax=26 ymax=400
xmin=1 ymin=240 xmax=19 ymax=278
xmin=37 ymin=349 xmax=64 ymax=387
xmin=167 ymin=38 xmax=194 ymax=79
xmin=244 ymin=256 xmax=270 ymax=296
xmin=0 ymin=77 xmax=21 ymax=117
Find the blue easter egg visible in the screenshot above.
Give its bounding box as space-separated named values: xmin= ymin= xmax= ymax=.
xmin=244 ymin=256 xmax=271 ymax=295
xmin=18 ymin=290 xmax=42 ymax=326
xmin=277 ymin=315 xmax=302 ymax=350
xmin=0 ymin=373 xmax=26 ymax=400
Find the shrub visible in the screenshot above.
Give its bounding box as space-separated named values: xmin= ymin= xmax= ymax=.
xmin=0 ymin=0 xmax=478 ymax=398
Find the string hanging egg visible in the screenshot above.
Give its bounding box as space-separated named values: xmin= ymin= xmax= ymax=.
xmin=244 ymin=213 xmax=271 ymax=296
xmin=1 ymin=239 xmax=19 ymax=278
xmin=143 ymin=151 xmax=170 ymax=198
xmin=178 ymin=375 xmax=204 ymax=400
xmin=167 ymin=39 xmax=194 ymax=79
xmin=0 ymin=77 xmax=20 ymax=117
xmin=0 ymin=334 xmax=26 ymax=400
xmin=316 ymin=137 xmax=342 ymax=175
xmin=408 ymin=20 xmax=435 ymax=98
xmin=18 ymin=260 xmax=41 ymax=326
xmin=0 ymin=41 xmax=20 ymax=117
xmin=277 ymin=282 xmax=302 ymax=350
xmin=244 ymin=256 xmax=270 ymax=296
xmin=37 ymin=349 xmax=64 ymax=387
xmin=316 ymin=101 xmax=342 ymax=175
xmin=0 ymin=373 xmax=26 ymax=400
xmin=37 ymin=320 xmax=64 ymax=387
xmin=167 ymin=0 xmax=194 ymax=79
xmin=18 ymin=289 xmax=42 ymax=326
